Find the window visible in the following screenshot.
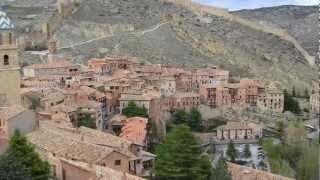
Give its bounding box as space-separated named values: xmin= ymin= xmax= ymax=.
xmin=115 ymin=160 xmax=121 ymax=166
xmin=3 ymin=55 xmax=9 ymax=65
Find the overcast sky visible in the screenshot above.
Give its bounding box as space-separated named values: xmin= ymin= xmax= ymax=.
xmin=194 ymin=0 xmax=319 ymax=10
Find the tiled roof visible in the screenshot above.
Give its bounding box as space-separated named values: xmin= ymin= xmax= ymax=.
xmin=228 ymin=163 xmax=294 ymax=180
xmin=0 ymin=8 xmax=14 ymax=29
xmin=0 ymin=105 xmax=27 ymax=121
xmin=119 ymin=117 xmax=148 ymax=146
xmin=61 ymin=159 xmax=146 ymax=180
xmin=24 ymin=60 xmax=77 ymax=69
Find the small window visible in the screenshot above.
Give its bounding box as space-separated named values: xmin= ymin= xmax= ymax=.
xmin=115 ymin=160 xmax=121 ymax=166
xmin=3 ymin=55 xmax=9 ymax=65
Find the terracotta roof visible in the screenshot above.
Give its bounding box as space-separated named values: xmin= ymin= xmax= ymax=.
xmin=61 ymin=159 xmax=145 ymax=180
xmin=119 ymin=117 xmax=148 ymax=146
xmin=25 ymin=60 xmax=78 ymax=69
xmin=0 ymin=105 xmax=27 ymax=121
xmin=228 ymin=163 xmax=294 ymax=180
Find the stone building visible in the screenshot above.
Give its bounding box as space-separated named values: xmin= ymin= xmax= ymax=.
xmin=0 ymin=9 xmax=20 ymax=107
xmin=257 ymin=84 xmax=284 ymax=113
xmin=27 ymin=121 xmax=155 ymax=178
xmin=23 ymin=60 xmax=80 ymax=79
xmin=217 ymin=121 xmax=262 ymax=141
xmin=0 ymin=105 xmax=37 ymax=138
xmin=160 ymin=74 xmax=176 ymax=97
xmin=192 ymin=66 xmax=229 ymax=89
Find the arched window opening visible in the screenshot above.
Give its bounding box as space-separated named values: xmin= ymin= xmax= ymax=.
xmin=3 ymin=55 xmax=9 ymax=65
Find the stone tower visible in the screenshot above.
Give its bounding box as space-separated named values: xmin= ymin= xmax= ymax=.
xmin=0 ymin=8 xmax=20 ymax=107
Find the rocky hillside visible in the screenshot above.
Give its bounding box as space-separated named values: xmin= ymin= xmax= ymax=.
xmin=4 ymin=0 xmax=318 ymax=90
xmin=233 ymin=5 xmax=318 ymax=57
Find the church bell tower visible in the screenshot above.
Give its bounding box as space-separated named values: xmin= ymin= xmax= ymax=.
xmin=0 ymin=8 xmax=20 ymax=107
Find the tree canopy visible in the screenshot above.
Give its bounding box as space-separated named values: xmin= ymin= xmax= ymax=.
xmin=0 ymin=130 xmax=51 ymax=180
xmin=78 ymin=113 xmax=96 ymax=129
xmin=283 ymin=90 xmax=301 ymax=114
xmin=122 ymin=101 xmax=148 ymax=118
xmin=171 ymin=108 xmax=203 ymax=132
xmin=155 ymin=125 xmax=212 ymax=180
xmin=211 ymin=155 xmax=231 ymax=180
xmin=226 ymin=140 xmax=238 ymax=162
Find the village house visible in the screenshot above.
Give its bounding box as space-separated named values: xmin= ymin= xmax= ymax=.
xmin=228 ymin=163 xmax=294 ymax=180
xmin=119 ymin=91 xmax=159 ymax=115
xmin=199 ymin=84 xmax=231 ymax=108
xmin=58 ymin=158 xmax=145 ymax=180
xmin=192 ymin=66 xmax=229 ymax=89
xmin=27 ymin=121 xmax=155 ymax=178
xmin=160 ymin=74 xmax=176 ymax=97
xmin=257 ymin=84 xmax=284 ymax=113
xmin=88 ymin=56 xmax=139 ymax=74
xmin=217 ymin=120 xmax=262 ymax=141
xmin=23 ymin=59 xmax=80 ymax=79
xmin=0 ymin=105 xmax=37 ymax=138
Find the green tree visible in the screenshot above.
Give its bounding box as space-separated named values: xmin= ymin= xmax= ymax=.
xmin=0 ymin=130 xmax=51 ymax=180
xmin=173 ymin=109 xmax=188 ymax=125
xmin=297 ymin=144 xmax=319 ymax=180
xmin=78 ymin=114 xmax=96 ymax=129
xmin=172 ymin=109 xmax=203 ymax=132
xmin=226 ymin=140 xmax=237 ymax=162
xmin=284 ymin=90 xmax=301 ymax=114
xmin=188 ymin=108 xmax=203 ymax=132
xmin=122 ymin=101 xmax=148 ymax=118
xmin=244 ymin=144 xmax=251 ymax=158
xmin=276 ymin=120 xmax=285 ymax=139
xmin=155 ymin=125 xmax=212 ymax=180
xmin=211 ymin=155 xmax=231 ymax=180
xmin=0 ymin=152 xmax=32 ymax=180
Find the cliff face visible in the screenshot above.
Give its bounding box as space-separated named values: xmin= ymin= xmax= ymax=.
xmin=233 ymin=5 xmax=318 ymax=57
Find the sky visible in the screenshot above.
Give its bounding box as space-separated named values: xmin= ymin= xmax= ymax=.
xmin=194 ymin=0 xmax=319 ymax=10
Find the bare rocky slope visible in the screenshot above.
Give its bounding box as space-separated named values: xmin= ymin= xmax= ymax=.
xmin=233 ymin=5 xmax=318 ymax=57
xmin=3 ymin=0 xmax=318 ymax=90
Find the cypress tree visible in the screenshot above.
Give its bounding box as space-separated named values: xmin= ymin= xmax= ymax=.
xmin=155 ymin=125 xmax=212 ymax=180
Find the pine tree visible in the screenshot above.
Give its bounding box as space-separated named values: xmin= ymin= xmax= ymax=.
xmin=226 ymin=140 xmax=237 ymax=162
xmin=155 ymin=125 xmax=212 ymax=180
xmin=188 ymin=108 xmax=203 ymax=132
xmin=284 ymin=90 xmax=301 ymax=114
xmin=0 ymin=152 xmax=32 ymax=180
xmin=244 ymin=144 xmax=251 ymax=158
xmin=211 ymin=155 xmax=231 ymax=180
xmin=0 ymin=130 xmax=51 ymax=180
